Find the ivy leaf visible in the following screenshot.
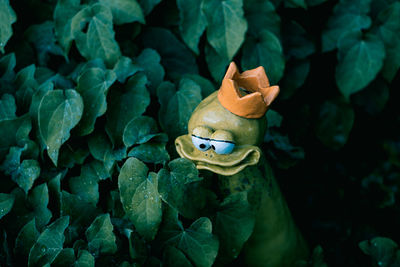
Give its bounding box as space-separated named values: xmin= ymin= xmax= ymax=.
xmin=0 ymin=0 xmax=17 ymax=53
xmin=128 ymin=143 xmax=170 ymax=164
xmin=118 ymin=158 xmax=162 ymax=240
xmin=88 ymin=132 xmax=119 ymax=172
xmin=15 ymin=65 xmax=39 ymax=111
xmin=157 ymin=78 xmax=202 ymax=139
xmin=335 ymin=34 xmax=385 ymax=99
xmin=158 ymin=158 xmax=205 ymax=218
xmin=0 ymin=193 xmax=14 ymax=220
xmin=280 ymin=60 xmax=310 ymax=99
xmin=0 ymin=146 xmax=40 ymax=193
xmin=72 ymin=3 xmax=121 ymax=67
xmin=159 ymin=211 xmax=219 ymax=267
xmin=283 ymin=21 xmax=315 ymax=60
xmin=106 ymin=73 xmax=150 ymax=146
xmin=25 ymin=21 xmax=64 ymax=66
xmin=52 ymin=248 xmax=75 ymax=267
xmin=138 ymin=0 xmax=161 ymax=15
xmin=123 ymin=116 xmax=167 ymax=147
xmin=75 ymin=68 xmax=117 ymax=136
xmin=113 ymin=56 xmax=141 ymax=83
xmin=60 ymin=191 xmax=99 ymax=244
xmin=322 ymin=14 xmax=371 ymax=52
xmin=135 ymin=48 xmax=165 ymax=95
xmin=69 ymin=172 xmax=99 ymax=206
xmin=214 ymin=193 xmax=255 ymax=262
xmin=183 ymin=74 xmax=215 ymax=98
xmin=315 ymin=98 xmax=355 ymax=150
xmin=28 ymin=216 xmax=69 ymax=267
xmin=53 ymin=0 xmax=83 ymax=55
xmin=177 ymin=0 xmax=207 ymax=54
xmin=0 ymin=93 xmax=16 ymax=121
xmin=359 ymin=237 xmax=400 ymax=267
xmin=285 ymin=0 xmax=307 ymax=9
xmin=242 ymin=30 xmax=285 ymax=84
xmin=205 ymin=43 xmax=230 ymax=82
xmin=163 ymin=246 xmax=194 ymax=267
xmin=377 ymin=2 xmax=400 ymax=82
xmin=75 ymin=250 xmax=95 ymax=267
xmin=142 ymin=27 xmax=198 ymax=79
xmin=244 ymin=0 xmax=280 ymax=37
xmin=38 ymin=89 xmax=84 ymax=166
xmin=99 ymin=0 xmax=145 ymax=25
xmin=85 ymin=214 xmax=117 ymax=256
xmin=203 ymin=0 xmax=247 ymax=59
xmin=14 ymin=219 xmax=40 ymax=258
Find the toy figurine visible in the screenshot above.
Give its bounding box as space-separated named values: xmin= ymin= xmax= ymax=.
xmin=175 ymin=62 xmax=309 ymax=266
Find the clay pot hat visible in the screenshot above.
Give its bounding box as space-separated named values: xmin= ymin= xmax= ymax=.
xmin=217 ymin=62 xmax=280 ymax=119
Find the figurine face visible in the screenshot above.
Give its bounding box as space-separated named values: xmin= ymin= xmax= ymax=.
xmin=175 ymin=91 xmax=266 ymax=176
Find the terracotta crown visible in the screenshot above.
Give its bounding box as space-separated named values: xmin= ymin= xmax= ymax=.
xmin=217 ymin=62 xmax=280 ymax=119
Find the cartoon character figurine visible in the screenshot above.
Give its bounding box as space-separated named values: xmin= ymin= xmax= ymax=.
xmin=175 ymin=62 xmax=309 ymax=266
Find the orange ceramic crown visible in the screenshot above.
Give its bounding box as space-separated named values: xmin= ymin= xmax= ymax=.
xmin=217 ymin=62 xmax=280 ymax=119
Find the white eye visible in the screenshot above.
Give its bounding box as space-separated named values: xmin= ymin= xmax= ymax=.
xmin=210 ymin=140 xmax=235 ymax=154
xmin=191 ymin=135 xmax=211 ymax=151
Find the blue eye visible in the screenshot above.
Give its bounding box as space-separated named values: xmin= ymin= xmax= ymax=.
xmin=210 ymin=140 xmax=235 ymax=154
xmin=191 ymin=135 xmax=211 ymax=151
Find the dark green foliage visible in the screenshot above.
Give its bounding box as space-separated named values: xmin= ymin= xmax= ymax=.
xmin=0 ymin=0 xmax=399 ymax=266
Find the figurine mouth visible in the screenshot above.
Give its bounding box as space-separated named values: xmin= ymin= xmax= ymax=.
xmin=175 ymin=135 xmax=261 ymax=176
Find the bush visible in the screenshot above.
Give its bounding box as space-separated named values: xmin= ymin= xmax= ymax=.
xmin=0 ymin=0 xmax=399 ymax=266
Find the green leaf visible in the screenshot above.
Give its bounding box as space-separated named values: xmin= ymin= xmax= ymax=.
xmin=29 ymin=81 xmax=53 ymax=124
xmin=306 ymin=0 xmax=328 ymax=6
xmin=285 ymin=0 xmax=307 ymax=9
xmin=128 ymin=143 xmax=170 ymax=164
xmin=266 ymin=109 xmax=283 ymax=128
xmin=139 ymin=0 xmax=161 ymax=15
xmin=28 ymin=216 xmax=69 ymax=267
xmin=74 ymin=250 xmax=94 ymax=267
xmin=203 ymin=0 xmax=247 ymax=59
xmin=0 ymin=93 xmax=16 ymax=121
xmin=0 ymin=193 xmax=14 ymax=220
xmin=53 ymin=0 xmax=83 ymax=55
xmin=0 ymin=146 xmax=41 ymax=193
xmin=377 ymin=2 xmax=400 ymax=82
xmin=283 ymin=21 xmax=315 ymax=60
xmin=158 ymin=158 xmax=205 ymax=218
xmin=158 ymin=78 xmax=202 ymax=139
xmin=335 ymin=34 xmax=385 ymax=99
xmin=113 ymin=56 xmax=141 ymax=83
xmin=244 ymin=0 xmax=280 ymax=37
xmin=69 ymin=173 xmax=99 ymax=205
xmin=205 ymin=43 xmax=230 ymax=82
xmin=177 ymin=0 xmax=207 ymax=54
xmin=60 ymin=191 xmax=99 ymax=244
xmin=15 ymin=65 xmax=39 ymax=111
xmin=142 ymin=27 xmax=198 ymax=79
xmin=163 ymin=246 xmax=194 ymax=267
xmin=123 ymin=116 xmax=167 ymax=147
xmin=75 ymin=68 xmax=117 ymax=136
xmin=160 ymin=214 xmax=219 ymax=267
xmin=315 ymin=98 xmax=355 ymax=150
xmin=25 ymin=21 xmax=64 ymax=66
xmin=135 ymin=48 xmax=165 ymax=95
xmin=85 ymin=213 xmax=117 ymax=256
xmin=322 ymin=14 xmax=371 ymax=52
xmin=99 ymin=0 xmax=145 ymax=25
xmin=106 ymin=73 xmax=150 ymax=145
xmin=38 ymin=89 xmax=84 ymax=166
xmin=15 ymin=219 xmax=40 ymax=258
xmin=279 ymin=60 xmax=310 ymax=99
xmin=214 ymin=193 xmax=255 ymax=262
xmin=183 ymin=74 xmax=215 ymax=98
xmin=0 ymin=114 xmax=30 ymax=158
xmin=359 ymin=237 xmax=400 ymax=267
xmin=241 ymin=30 xmax=285 ymax=84
xmin=52 ymin=248 xmax=75 ymax=267
xmin=88 ymin=132 xmax=118 ymax=172
xmin=72 ymin=3 xmax=121 ymax=67
xmin=0 ymin=0 xmax=17 ymax=53
xmin=118 ymin=158 xmax=162 ymax=240
xmin=353 ymin=78 xmax=389 ymax=115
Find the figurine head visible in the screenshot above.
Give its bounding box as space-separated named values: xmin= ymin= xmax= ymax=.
xmin=175 ymin=62 xmax=279 ymax=176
